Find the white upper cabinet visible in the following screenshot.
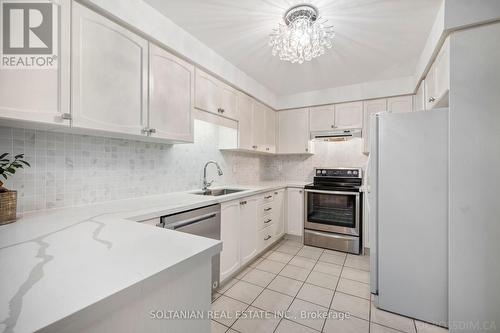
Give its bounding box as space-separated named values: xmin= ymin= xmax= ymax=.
xmin=149 ymin=43 xmax=194 ymax=142
xmin=387 ymin=96 xmax=413 ymax=113
xmin=425 ymin=38 xmax=450 ymax=110
xmin=334 ymin=101 xmax=363 ymax=129
xmin=252 ymin=101 xmax=267 ymax=151
xmin=265 ymin=106 xmax=276 ymax=153
xmin=414 ymin=81 xmax=426 ymax=112
xmin=71 ymin=2 xmax=148 ymax=135
xmin=277 ymin=108 xmax=312 ymax=154
xmin=236 ymin=93 xmax=254 ymax=150
xmin=363 ymin=99 xmax=387 ymax=154
xmin=0 ymin=0 xmax=70 ymax=126
xmin=309 ymin=105 xmax=335 ymax=132
xmin=195 ymin=69 xmax=237 ymax=120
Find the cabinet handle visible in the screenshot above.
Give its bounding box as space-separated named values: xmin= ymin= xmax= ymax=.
xmin=264 ymin=207 xmax=272 ymax=212
xmin=240 ymin=201 xmax=247 ymax=205
xmin=274 ymin=192 xmax=278 ymax=195
xmin=149 ymin=128 xmax=156 ymax=134
xmin=266 ymin=147 xmax=269 ymax=151
xmin=141 ymin=127 xmax=150 ymax=135
xmin=331 ymin=125 xmax=336 ymax=128
xmin=299 ymin=190 xmax=303 ymax=194
xmin=264 ymin=219 xmax=272 ymax=224
xmin=264 ymin=195 xmax=272 ymax=199
xmin=264 ymin=235 xmax=272 ymax=241
xmin=428 ymin=97 xmax=436 ymax=102
xmin=305 ymin=148 xmax=309 ymax=152
xmin=221 ymin=109 xmax=225 ymax=114
xmin=61 ymin=113 xmax=72 ymax=120
xmin=252 ymin=145 xmax=258 ymax=149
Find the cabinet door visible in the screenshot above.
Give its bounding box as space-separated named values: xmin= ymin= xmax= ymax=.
xmin=195 ymin=69 xmax=220 ymax=115
xmin=72 ymin=3 xmax=148 ymax=135
xmin=363 ymin=99 xmax=387 ymax=154
xmin=387 ymin=96 xmax=413 ymax=113
xmin=425 ymin=61 xmax=437 ymax=110
xmin=220 ymin=83 xmax=238 ymax=120
xmin=0 ymin=1 xmax=70 ymax=126
xmin=286 ymin=188 xmax=304 ymax=236
xmin=278 ymin=108 xmax=310 ymax=154
xmin=309 ymin=105 xmax=335 ymax=132
xmin=252 ymin=101 xmax=267 ymax=151
xmin=433 ymin=38 xmax=450 ymax=108
xmin=273 ymin=189 xmax=285 ymax=237
xmin=334 ymin=101 xmax=363 ymax=129
xmin=237 ymin=93 xmax=254 ymax=150
xmin=220 ymin=201 xmax=240 ymax=282
xmin=265 ymin=107 xmax=276 ymax=153
xmin=414 ymin=81 xmax=426 ymax=112
xmin=239 ymin=197 xmax=258 ymax=265
xmin=149 ymin=44 xmax=194 ymax=142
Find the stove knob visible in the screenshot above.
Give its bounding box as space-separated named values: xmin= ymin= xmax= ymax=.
xmin=322 ymin=170 xmax=327 ymax=175
xmin=353 ymin=170 xmax=358 ymax=175
xmin=347 ymin=170 xmax=352 ymax=175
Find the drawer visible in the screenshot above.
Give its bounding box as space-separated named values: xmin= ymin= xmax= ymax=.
xmin=260 ymin=202 xmax=274 ymax=216
xmin=258 ymin=214 xmax=274 ymax=231
xmin=258 ymin=224 xmax=274 ymax=252
xmin=259 ymin=192 xmax=274 ymax=205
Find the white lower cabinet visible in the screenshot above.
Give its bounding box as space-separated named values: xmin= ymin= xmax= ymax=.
xmin=239 ymin=197 xmax=258 ymax=265
xmin=273 ymin=189 xmax=285 ymax=237
xmin=220 ymin=200 xmax=241 ymax=281
xmin=286 ymin=188 xmax=304 ymax=236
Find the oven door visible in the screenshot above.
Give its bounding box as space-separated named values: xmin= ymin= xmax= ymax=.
xmin=305 ymin=189 xmax=360 ymax=236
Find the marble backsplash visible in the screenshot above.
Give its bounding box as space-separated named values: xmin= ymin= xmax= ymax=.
xmin=0 ymin=120 xmax=368 ymax=213
xmin=0 ymin=120 xmax=263 ymax=212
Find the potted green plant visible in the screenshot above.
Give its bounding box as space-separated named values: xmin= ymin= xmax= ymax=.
xmin=0 ymin=153 xmax=30 ymax=225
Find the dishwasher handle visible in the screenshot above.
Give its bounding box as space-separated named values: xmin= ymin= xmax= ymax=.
xmin=163 ymin=213 xmax=217 ymax=230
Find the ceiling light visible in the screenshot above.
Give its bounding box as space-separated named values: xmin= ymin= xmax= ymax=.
xmin=269 ymin=4 xmax=334 ymax=64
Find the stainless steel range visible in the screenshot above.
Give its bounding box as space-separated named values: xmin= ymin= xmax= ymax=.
xmin=304 ymin=167 xmax=363 ymax=255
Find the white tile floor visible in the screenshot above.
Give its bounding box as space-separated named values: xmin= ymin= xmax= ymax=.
xmin=211 ymin=239 xmax=449 ymax=333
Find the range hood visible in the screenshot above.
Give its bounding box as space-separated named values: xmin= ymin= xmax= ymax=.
xmin=310 ymin=128 xmax=362 ymax=141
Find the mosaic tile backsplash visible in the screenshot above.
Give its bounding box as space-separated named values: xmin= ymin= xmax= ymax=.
xmin=0 ymin=120 xmax=263 ymax=212
xmin=0 ymin=120 xmax=368 ymax=213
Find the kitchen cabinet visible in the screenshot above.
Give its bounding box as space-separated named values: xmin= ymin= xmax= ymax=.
xmin=387 ymin=96 xmax=413 ymax=113
xmin=149 ymin=43 xmax=194 ymax=142
xmin=236 ymin=93 xmax=254 ymax=150
xmin=0 ymin=1 xmax=70 ymax=126
xmin=220 ymin=200 xmax=241 ymax=281
xmin=425 ymin=38 xmax=450 ymax=110
xmin=334 ymin=101 xmax=363 ymax=129
xmin=286 ymin=188 xmax=304 ymax=236
xmin=264 ymin=106 xmax=276 ymax=153
xmin=273 ymin=189 xmax=285 ymax=237
xmin=363 ymin=99 xmax=387 ymax=154
xmin=414 ymin=81 xmax=426 ymax=112
xmin=239 ymin=197 xmax=258 ymax=265
xmin=71 ymin=2 xmax=148 ymax=136
xmin=195 ymin=68 xmax=237 ymax=120
xmin=252 ymin=101 xmax=267 ymax=152
xmin=309 ymin=105 xmax=335 ymax=132
xmin=277 ymin=108 xmax=312 ymax=154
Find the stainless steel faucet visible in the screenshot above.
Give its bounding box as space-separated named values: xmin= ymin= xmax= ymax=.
xmin=202 ymin=161 xmax=223 ymax=192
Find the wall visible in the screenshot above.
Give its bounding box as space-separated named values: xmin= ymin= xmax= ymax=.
xmin=448 ymin=23 xmax=500 ymax=331
xmin=0 ymin=120 xmax=262 ymax=213
xmin=262 ymin=138 xmax=368 ymax=182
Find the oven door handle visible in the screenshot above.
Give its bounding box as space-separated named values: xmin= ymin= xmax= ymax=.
xmin=305 ymin=189 xmax=360 ymax=196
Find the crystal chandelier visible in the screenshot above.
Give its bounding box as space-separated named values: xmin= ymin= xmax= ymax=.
xmin=269 ymin=4 xmax=334 ymax=64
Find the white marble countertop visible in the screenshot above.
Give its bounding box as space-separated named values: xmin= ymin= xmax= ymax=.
xmin=0 ymin=181 xmax=308 ymax=333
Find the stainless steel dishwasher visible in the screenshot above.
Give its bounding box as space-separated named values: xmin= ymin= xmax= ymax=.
xmin=159 ymin=204 xmax=221 ymax=289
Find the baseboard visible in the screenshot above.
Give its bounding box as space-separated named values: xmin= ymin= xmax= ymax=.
xmin=284 ymin=233 xmax=303 ymax=243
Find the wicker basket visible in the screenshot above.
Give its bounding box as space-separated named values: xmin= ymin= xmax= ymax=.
xmin=0 ymin=190 xmax=17 ymax=225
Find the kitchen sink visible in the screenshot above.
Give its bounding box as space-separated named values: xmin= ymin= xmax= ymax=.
xmin=193 ymin=188 xmax=246 ymax=196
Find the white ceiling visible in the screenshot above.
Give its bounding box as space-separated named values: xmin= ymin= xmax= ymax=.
xmin=143 ymin=0 xmax=442 ymax=96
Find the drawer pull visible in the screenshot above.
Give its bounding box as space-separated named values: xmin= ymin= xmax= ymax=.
xmin=264 ymin=207 xmax=272 ymax=212
xmin=264 ymin=235 xmax=271 ymax=241
xmin=240 ymin=201 xmax=247 ymax=205
xmin=264 ymin=219 xmax=272 ymax=224
xmin=264 ymin=195 xmax=272 ymax=199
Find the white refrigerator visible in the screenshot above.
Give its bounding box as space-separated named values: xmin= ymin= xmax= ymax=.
xmin=368 ymin=109 xmax=448 ymax=325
